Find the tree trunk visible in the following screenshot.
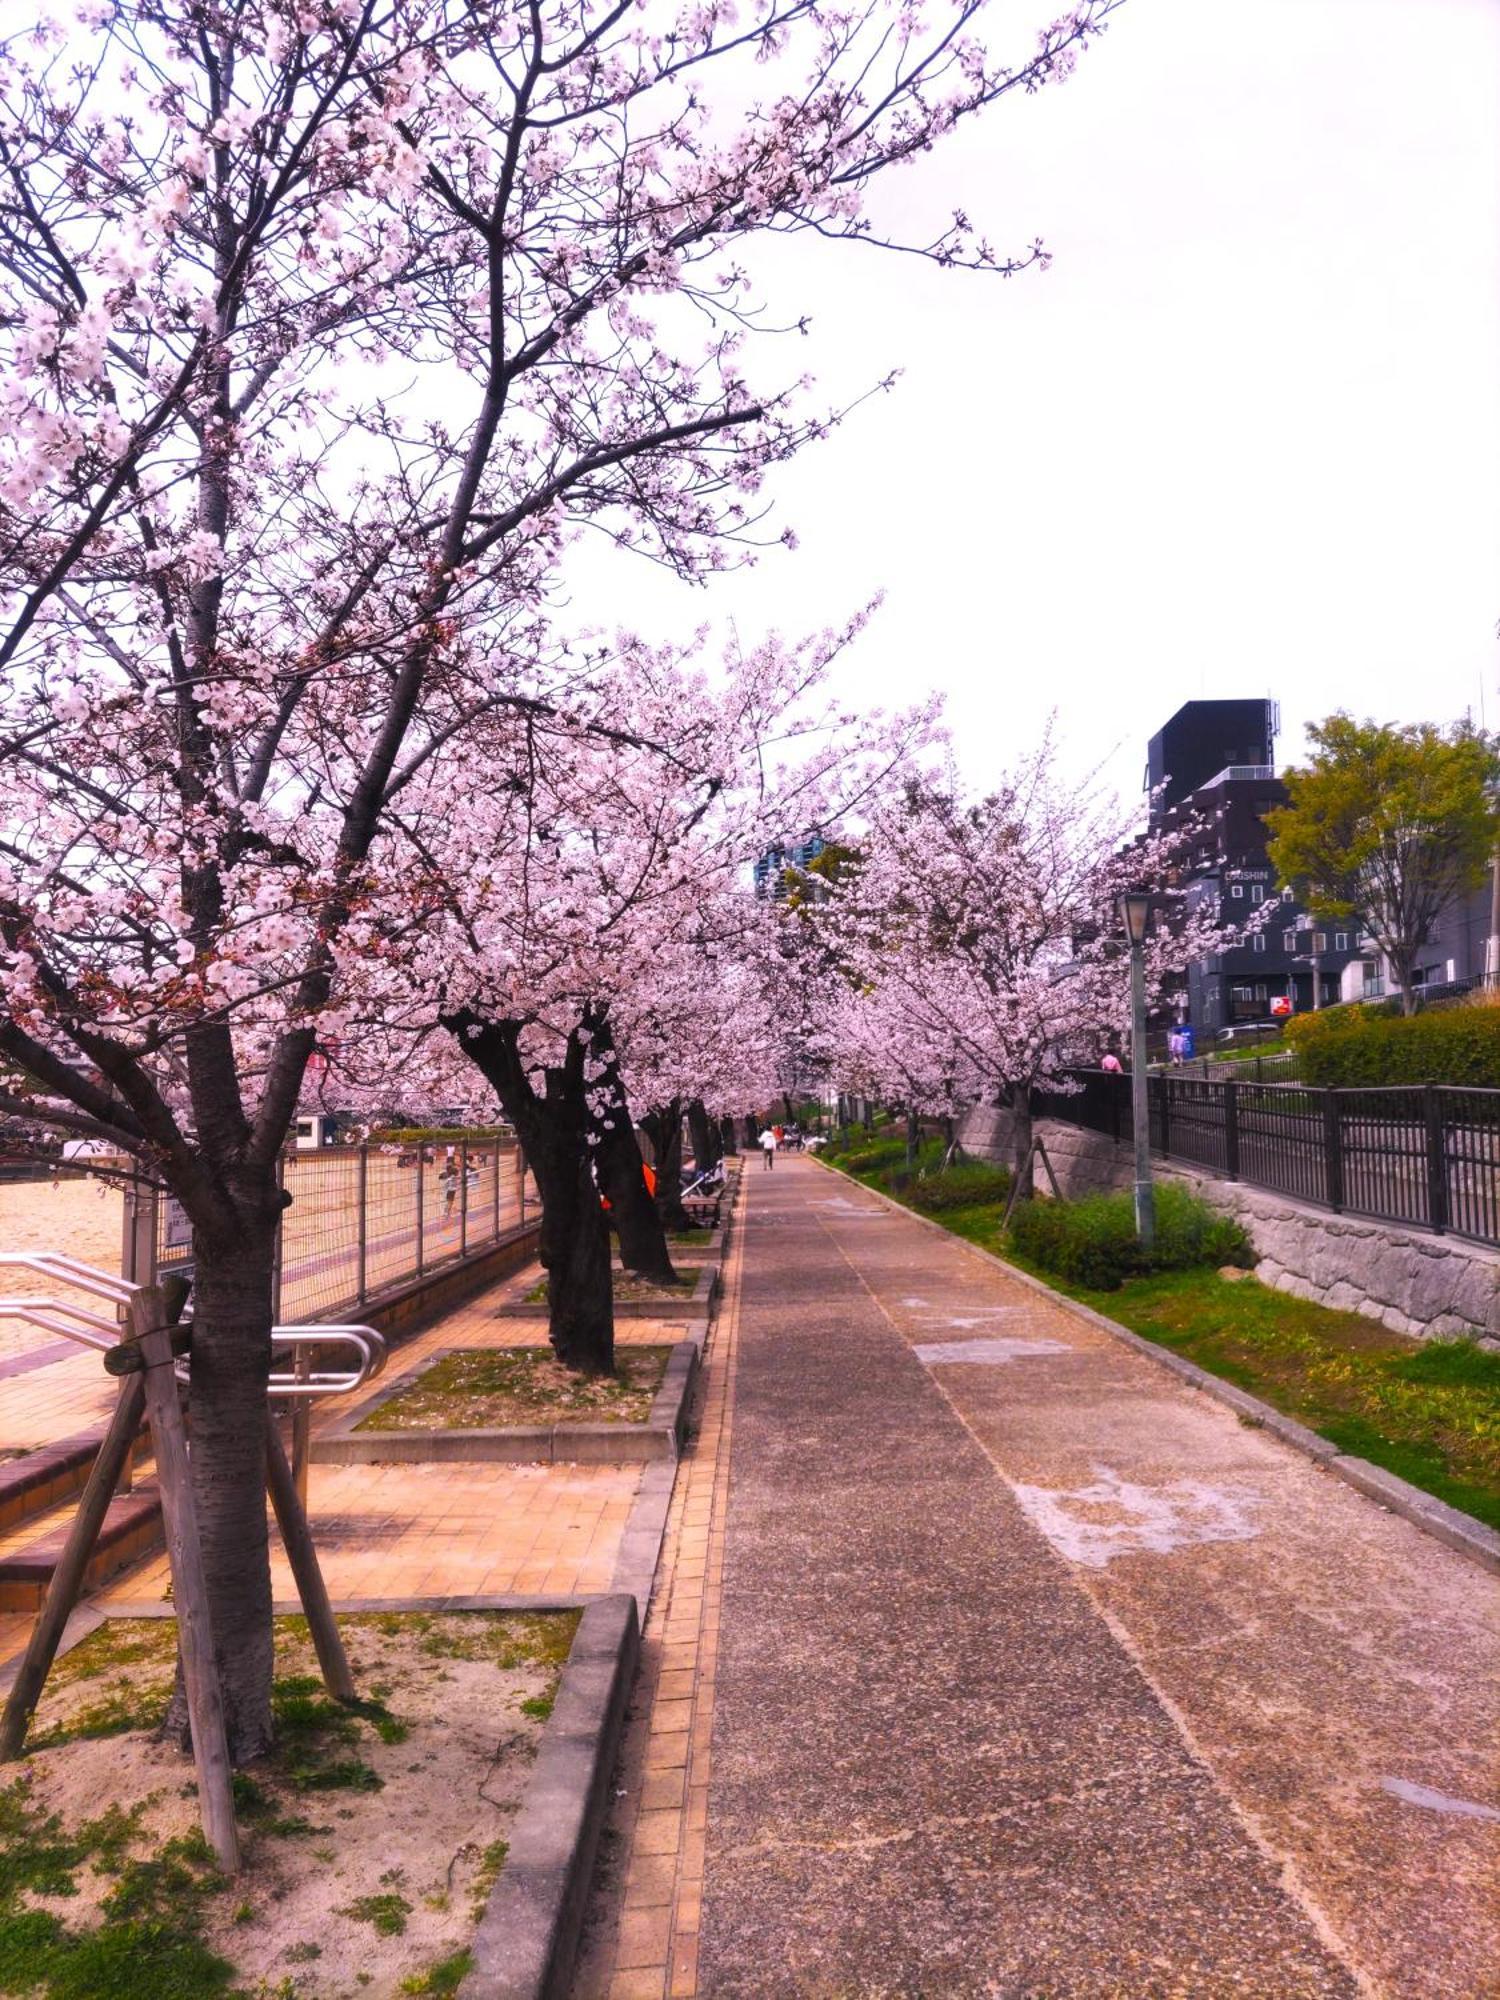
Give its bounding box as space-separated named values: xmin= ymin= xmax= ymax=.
xmin=718 ymin=1115 xmax=738 ymax=1156
xmin=588 ymin=1010 xmax=675 ymax=1282
xmin=782 ymin=1091 xmax=797 ymax=1129
xmin=1009 ymin=1082 xmax=1035 ymax=1200
xmin=1393 ymin=955 xmax=1418 ymax=1014
xmin=164 ymin=1198 xmax=280 ymax=1764
xmin=905 ymin=1110 xmax=919 ymax=1166
xmin=641 ymin=1101 xmax=692 ymax=1231
xmin=686 ymin=1099 xmax=720 ymax=1174
xmin=447 ymin=1013 xmax=613 ymax=1373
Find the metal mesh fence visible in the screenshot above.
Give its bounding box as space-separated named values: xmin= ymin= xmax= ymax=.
xmin=142 ymin=1139 xmax=531 ymax=1318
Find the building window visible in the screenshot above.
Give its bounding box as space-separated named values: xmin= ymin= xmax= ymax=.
xmin=1250 ymin=885 xmax=1264 ymax=904
xmin=1255 ymin=984 xmax=1267 ymax=1000
xmin=1252 ymin=933 xmax=1266 ymax=952
xmin=1230 ymin=883 xmax=1244 ymax=899
xmin=1335 ymin=931 xmax=1348 ymax=950
xmin=1283 ymin=928 xmax=1296 ymax=950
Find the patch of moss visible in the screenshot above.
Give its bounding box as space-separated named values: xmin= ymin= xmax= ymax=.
xmin=404 ymin=1610 xmax=580 ymax=1672
xmin=0 ymin=1786 xmax=232 ymax=2000
xmin=338 ymin=1891 xmax=412 ymax=1936
xmin=400 ymin=1950 xmax=474 ymax=1997
xmin=468 ymin=1839 xmax=508 ymax=1922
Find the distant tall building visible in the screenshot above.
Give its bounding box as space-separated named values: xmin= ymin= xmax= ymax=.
xmin=753 ymin=834 xmax=826 ymax=901
xmin=1145 ymin=698 xmax=1279 ymax=821
xmin=1146 ymin=699 xmax=1357 ymax=1037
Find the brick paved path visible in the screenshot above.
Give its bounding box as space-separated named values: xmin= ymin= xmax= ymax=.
xmin=579 ymin=1155 xmax=1500 ymax=1999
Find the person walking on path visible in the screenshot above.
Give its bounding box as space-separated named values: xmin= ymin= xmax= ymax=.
xmin=758 ymin=1126 xmax=777 ymax=1171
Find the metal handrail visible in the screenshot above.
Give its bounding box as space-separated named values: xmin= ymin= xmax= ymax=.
xmin=0 ymin=1298 xmax=120 ymax=1351
xmin=0 ymin=1252 xmax=385 ymax=1398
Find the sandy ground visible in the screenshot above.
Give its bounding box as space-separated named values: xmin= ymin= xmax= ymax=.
xmin=0 ymin=1176 xmax=123 ymax=1360
xmin=11 ymin=1608 xmax=577 ymax=1998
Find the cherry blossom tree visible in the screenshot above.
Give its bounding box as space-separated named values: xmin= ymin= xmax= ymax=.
xmin=824 ymin=747 xmax=1230 ymax=1194
xmin=371 ymin=614 xmax=922 ymax=1370
xmin=1 ymin=0 xmax=1118 ymax=1755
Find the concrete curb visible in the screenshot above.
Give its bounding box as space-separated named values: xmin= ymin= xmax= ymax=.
xmin=813 ymin=1157 xmax=1500 ymax=1579
xmin=464 ymin=1592 xmax=641 ymax=2000
xmin=312 ymin=1338 xmax=700 ymax=1466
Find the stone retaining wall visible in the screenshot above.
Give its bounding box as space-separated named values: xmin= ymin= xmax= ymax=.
xmin=959 ymin=1103 xmax=1500 ymax=1344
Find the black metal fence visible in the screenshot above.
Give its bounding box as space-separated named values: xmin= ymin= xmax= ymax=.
xmin=1034 ymin=1070 xmax=1500 ymax=1249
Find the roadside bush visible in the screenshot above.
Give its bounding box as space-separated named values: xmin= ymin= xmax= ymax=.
xmin=1285 ymin=1004 xmax=1500 ymax=1088
xmin=1008 ymin=1183 xmax=1254 ymax=1291
xmin=834 ymin=1137 xmax=909 ymax=1176
xmin=903 ymin=1160 xmax=1012 ymax=1213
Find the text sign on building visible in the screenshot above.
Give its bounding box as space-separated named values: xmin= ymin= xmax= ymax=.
xmin=163 ymin=1195 xmax=192 ymax=1250
xmin=1270 ymin=994 xmax=1293 ymax=1020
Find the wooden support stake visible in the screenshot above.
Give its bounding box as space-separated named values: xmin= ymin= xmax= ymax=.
xmin=264 ymin=1415 xmax=355 ymax=1703
xmin=290 ymin=1347 xmax=311 ymax=1508
xmin=130 ymin=1289 xmax=240 ymax=1876
xmin=0 ymin=1374 xmax=145 ymax=1760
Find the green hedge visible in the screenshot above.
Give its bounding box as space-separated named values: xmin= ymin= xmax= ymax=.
xmin=1283 ymin=1003 xmax=1500 ymax=1088
xmin=1008 ymin=1183 xmax=1253 ymax=1292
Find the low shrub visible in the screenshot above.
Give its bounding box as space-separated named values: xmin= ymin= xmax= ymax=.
xmin=1007 ymin=1182 xmax=1254 ymax=1291
xmin=835 ymin=1137 xmax=910 ymax=1176
xmin=1284 ymin=1003 xmax=1500 ymax=1088
xmin=904 ymin=1160 xmax=1013 ymax=1213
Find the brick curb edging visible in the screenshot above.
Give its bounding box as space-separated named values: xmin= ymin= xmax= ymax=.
xmin=310 ymin=1338 xmax=700 ymax=1467
xmin=813 ymin=1158 xmax=1500 ymax=1579
xmin=464 ymin=1592 xmax=641 ymax=2000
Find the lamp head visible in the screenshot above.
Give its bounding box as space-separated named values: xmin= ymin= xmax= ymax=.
xmin=1120 ymin=891 xmax=1151 ymax=946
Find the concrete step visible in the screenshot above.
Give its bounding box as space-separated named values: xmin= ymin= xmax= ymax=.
xmin=0 ymin=1482 xmax=162 ymax=1612
xmin=0 ymin=1426 xmax=149 ymax=1538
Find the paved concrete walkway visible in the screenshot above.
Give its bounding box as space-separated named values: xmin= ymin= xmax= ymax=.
xmin=579 ymin=1155 xmax=1500 ymax=1999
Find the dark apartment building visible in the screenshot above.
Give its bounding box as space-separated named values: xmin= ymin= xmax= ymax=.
xmin=1146 ymin=699 xmax=1359 ymax=1040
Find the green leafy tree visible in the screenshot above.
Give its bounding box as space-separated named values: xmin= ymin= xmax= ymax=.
xmin=1267 ymin=717 xmax=1500 ymax=1015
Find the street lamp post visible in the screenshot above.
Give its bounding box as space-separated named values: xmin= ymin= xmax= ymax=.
xmin=1120 ymin=891 xmax=1156 ymax=1250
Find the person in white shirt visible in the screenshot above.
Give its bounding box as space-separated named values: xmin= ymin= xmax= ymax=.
xmin=759 ymin=1127 xmax=778 ymax=1171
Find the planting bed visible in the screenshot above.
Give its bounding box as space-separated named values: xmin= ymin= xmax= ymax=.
xmin=358 ymin=1345 xmax=669 ymax=1432
xmin=500 ymin=1262 xmax=719 ymax=1324
xmin=315 ymin=1342 xmax=699 ymax=1464
xmin=0 ymin=1607 xmax=580 ymax=1999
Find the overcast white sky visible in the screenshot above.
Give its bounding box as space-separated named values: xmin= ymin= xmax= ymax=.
xmin=567 ymin=0 xmax=1500 ymax=806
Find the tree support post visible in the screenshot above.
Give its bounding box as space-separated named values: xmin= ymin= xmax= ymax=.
xmin=264 ymin=1415 xmax=354 ymax=1702
xmin=0 ymin=1374 xmax=145 ymax=1761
